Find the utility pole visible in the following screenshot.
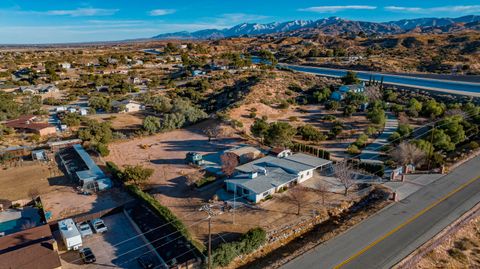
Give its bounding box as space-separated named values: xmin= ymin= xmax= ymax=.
xmin=200 ymin=204 xmax=216 ymax=269
xmin=208 ymin=216 xmax=212 ymax=269
xmin=233 ymin=189 xmax=236 ymax=225
xmin=427 ymin=122 xmax=435 ymax=171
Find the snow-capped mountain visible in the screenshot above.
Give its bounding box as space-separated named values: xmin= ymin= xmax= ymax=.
xmin=151 ymin=15 xmax=480 ymax=40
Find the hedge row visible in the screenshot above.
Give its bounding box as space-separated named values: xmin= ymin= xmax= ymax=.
xmin=293 ymin=143 xmax=331 ymax=160
xmin=106 ymin=161 xmax=205 ymax=252
xmin=125 ymin=185 xmax=205 ymax=252
xmin=351 ymin=161 xmax=385 ymax=177
xmin=212 ymin=227 xmax=267 ymax=268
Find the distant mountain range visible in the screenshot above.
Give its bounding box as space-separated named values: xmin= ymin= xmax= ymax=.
xmin=152 ymin=15 xmax=480 ymax=40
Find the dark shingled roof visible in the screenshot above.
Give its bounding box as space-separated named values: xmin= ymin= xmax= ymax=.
xmin=0 ymin=225 xmax=62 ymax=269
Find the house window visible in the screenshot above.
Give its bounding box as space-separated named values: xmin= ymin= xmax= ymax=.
xmin=300 ymin=174 xmax=304 ymax=179
xmin=307 ymin=171 xmax=310 ymax=176
xmin=263 ymin=191 xmax=269 ymax=197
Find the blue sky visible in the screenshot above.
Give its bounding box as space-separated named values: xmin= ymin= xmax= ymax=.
xmin=1 ymin=1 xmax=479 ymax=44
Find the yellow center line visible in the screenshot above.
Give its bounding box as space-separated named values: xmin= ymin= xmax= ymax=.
xmin=334 ymin=174 xmax=480 ymax=269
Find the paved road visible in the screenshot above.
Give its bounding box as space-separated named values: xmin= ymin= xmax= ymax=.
xmin=282 ymin=155 xmax=480 ymax=269
xmin=280 ymin=64 xmax=480 ymax=97
xmin=359 ymin=113 xmax=398 ymax=163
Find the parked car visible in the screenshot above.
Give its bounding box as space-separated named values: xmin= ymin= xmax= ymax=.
xmin=79 ymin=247 xmax=96 ymax=264
xmin=90 ymin=218 xmax=107 ymax=233
xmin=137 ymin=254 xmax=156 ymax=269
xmin=77 ymin=221 xmax=93 ymax=238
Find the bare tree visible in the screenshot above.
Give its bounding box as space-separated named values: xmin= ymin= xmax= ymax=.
xmin=204 ymin=125 xmax=221 ymax=142
xmin=221 ymin=152 xmax=239 ymax=177
xmin=281 ymin=186 xmax=308 ymax=215
xmin=313 ymin=178 xmax=329 ymax=206
xmin=334 ymin=161 xmax=357 ymax=196
xmin=391 ymin=142 xmax=426 ymax=168
xmin=364 ymin=85 xmax=382 ymax=102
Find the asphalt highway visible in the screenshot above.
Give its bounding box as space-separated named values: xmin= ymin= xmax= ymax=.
xmin=282 ymin=156 xmax=480 ymax=269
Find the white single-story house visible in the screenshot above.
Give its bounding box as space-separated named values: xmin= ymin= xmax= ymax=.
xmin=112 ymin=100 xmax=144 ymax=113
xmin=225 ymin=153 xmax=332 ymax=203
xmin=19 ymin=84 xmax=59 ymax=95
xmin=330 ymin=82 xmax=365 ymax=101
xmin=61 ymin=62 xmax=71 ymax=69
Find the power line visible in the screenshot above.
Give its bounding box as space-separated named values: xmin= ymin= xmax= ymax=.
xmin=68 ymin=109 xmax=480 ymax=268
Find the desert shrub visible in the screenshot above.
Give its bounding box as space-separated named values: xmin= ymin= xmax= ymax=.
xmin=322 ymin=115 xmax=337 ymax=121
xmin=278 ymin=100 xmax=290 ymax=109
xmin=194 ymin=176 xmax=216 ymax=188
xmin=353 ymin=134 xmax=369 ymax=148
xmin=347 ymin=144 xmax=360 ymax=155
xmin=388 ymin=132 xmax=401 ymax=142
xmin=468 ymin=141 xmax=479 ymax=150
xmin=448 ymin=248 xmax=467 ymax=262
xmin=298 ymin=124 xmax=326 ymax=141
xmin=212 ymin=227 xmax=267 ymax=268
xmin=366 ymin=126 xmax=377 ymax=136
xmin=454 ymin=238 xmax=478 ymax=251
xmin=94 ymin=143 xmax=110 ymax=157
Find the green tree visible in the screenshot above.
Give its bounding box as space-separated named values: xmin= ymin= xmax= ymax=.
xmin=343 ymin=104 xmax=356 ymax=117
xmin=313 ymin=87 xmax=331 ymax=103
xmin=143 ymin=116 xmax=161 ymax=134
xmin=265 ymin=122 xmax=296 ymax=147
xmin=78 ymin=120 xmax=112 ymax=144
xmin=367 ymin=107 xmax=386 ymax=125
xmin=438 ymin=115 xmax=466 ymax=145
xmin=341 ymin=71 xmax=360 ymax=85
xmin=432 ymin=129 xmax=455 ymax=152
xmin=325 ymin=101 xmax=341 ymax=111
xmin=422 ymin=99 xmax=445 ymax=118
xmin=407 ymin=98 xmax=423 ymax=117
xmin=89 ymin=95 xmax=111 ymax=112
xmin=250 ymin=118 xmax=269 ymax=140
xmin=122 ymin=165 xmax=154 ymax=187
xmin=160 ymin=113 xmax=186 ymax=131
xmin=298 ymin=124 xmax=325 ymax=141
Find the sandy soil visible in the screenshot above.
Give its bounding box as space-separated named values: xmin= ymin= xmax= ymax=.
xmin=415 ymin=215 xmax=480 ymax=269
xmin=87 ymin=112 xmax=145 ymax=131
xmin=0 ymin=161 xmax=64 ymax=201
xmin=41 ymin=187 xmax=133 ymax=221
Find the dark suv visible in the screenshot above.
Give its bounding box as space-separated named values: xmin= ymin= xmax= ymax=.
xmin=79 ymin=247 xmax=96 ymax=264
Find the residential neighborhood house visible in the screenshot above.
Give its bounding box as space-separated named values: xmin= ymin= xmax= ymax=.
xmin=330 ymin=82 xmax=366 ymax=101
xmin=19 ymin=84 xmax=59 ymax=95
xmin=112 ymin=100 xmax=144 ymax=113
xmin=4 ymin=115 xmax=57 ymax=136
xmin=0 ymin=225 xmax=62 ymax=269
xmin=225 ymin=153 xmax=332 ymax=203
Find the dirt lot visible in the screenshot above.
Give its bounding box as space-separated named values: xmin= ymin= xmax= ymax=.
xmin=415 ymin=215 xmax=480 ymax=269
xmin=42 ymin=187 xmax=133 ymax=221
xmin=87 ymin=112 xmax=145 ymax=132
xmin=58 ymin=212 xmax=156 ymax=269
xmin=0 ymin=161 xmax=65 ymax=201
